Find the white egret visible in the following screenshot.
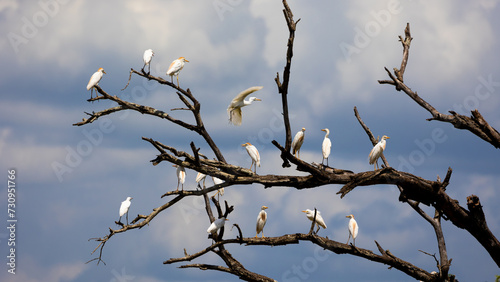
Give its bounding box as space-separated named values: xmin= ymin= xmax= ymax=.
xmin=86 ymin=67 xmax=106 ymax=98
xmin=321 ymin=128 xmax=331 ymax=166
xmin=211 ymin=176 xmax=224 ymax=199
xmin=255 ymin=206 xmax=268 ymax=238
xmin=368 ymin=135 xmax=390 ymax=170
xmin=142 ymin=49 xmax=154 ymax=74
xmin=173 ymin=164 xmax=186 ymax=191
xmin=242 ymin=142 xmax=260 ymax=173
xmin=196 ymin=172 xmax=206 ymax=188
xmin=166 ymin=57 xmax=189 ymax=87
xmin=207 ymin=217 xmax=228 ymax=235
xmin=302 ymin=209 xmax=327 ymax=233
xmin=227 ymin=86 xmax=263 ymax=126
xmin=292 ymin=128 xmax=306 ymax=158
xmin=118 ymin=197 xmax=133 ymax=225
xmin=346 ymin=214 xmax=358 ymax=246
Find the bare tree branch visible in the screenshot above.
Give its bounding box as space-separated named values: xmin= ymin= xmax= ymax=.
xmin=167 ymin=234 xmax=436 ymax=281
xmin=274 ymin=0 xmax=301 ymax=168
xmin=378 ymin=23 xmax=500 ymax=149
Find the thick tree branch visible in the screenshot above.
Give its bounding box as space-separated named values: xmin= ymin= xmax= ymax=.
xmin=353 ymin=106 xmax=500 ymax=268
xmin=166 ymin=234 xmax=435 ymax=281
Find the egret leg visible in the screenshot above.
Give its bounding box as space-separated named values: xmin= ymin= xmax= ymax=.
xmin=126 ymin=213 xmax=129 ymax=225
xmin=147 ymin=64 xmax=151 ymax=75
xmin=176 ymin=75 xmax=180 ymax=87
xmin=347 ymin=233 xmax=351 ymax=245
xmin=261 ymin=231 xmax=265 ymax=238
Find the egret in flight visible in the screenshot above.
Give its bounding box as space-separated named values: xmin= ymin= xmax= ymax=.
xmin=86 ymin=67 xmax=106 ymax=98
xmin=142 ymin=49 xmax=154 ymax=74
xmin=369 ymin=135 xmax=390 ymax=170
xmin=242 ymin=142 xmax=260 ymax=173
xmin=346 ymin=214 xmax=359 ymax=246
xmin=255 ymin=206 xmax=268 ymax=238
xmin=302 ymin=209 xmax=327 ymax=234
xmin=321 ymin=128 xmax=331 ymax=166
xmin=292 ymin=128 xmax=306 ymax=159
xmin=166 ymin=57 xmax=189 ymax=87
xmin=173 ymin=164 xmax=186 ymax=191
xmin=118 ymin=197 xmax=133 ymax=225
xmin=227 ymin=86 xmax=263 ymax=126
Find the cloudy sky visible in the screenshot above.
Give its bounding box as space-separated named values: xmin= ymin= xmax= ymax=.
xmin=1 ymin=0 xmax=500 ymax=281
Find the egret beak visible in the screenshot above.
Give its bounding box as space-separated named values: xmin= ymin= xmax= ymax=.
xmin=103 ymin=70 xmax=107 ymax=74
xmin=254 ymin=98 xmax=262 ymax=101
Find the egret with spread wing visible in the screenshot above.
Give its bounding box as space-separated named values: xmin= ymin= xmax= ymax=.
xmin=227 ymin=86 xmax=263 ymax=126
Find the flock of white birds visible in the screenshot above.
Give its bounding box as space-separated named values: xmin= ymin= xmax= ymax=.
xmin=89 ymin=49 xmax=393 ymax=246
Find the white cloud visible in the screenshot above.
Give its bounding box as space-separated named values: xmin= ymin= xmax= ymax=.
xmin=0 ymin=258 xmax=88 ymax=282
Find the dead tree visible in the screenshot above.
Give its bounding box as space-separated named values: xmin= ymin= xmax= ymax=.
xmin=76 ymin=1 xmax=499 ymax=281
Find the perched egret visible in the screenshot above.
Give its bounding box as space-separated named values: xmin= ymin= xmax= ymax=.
xmin=292 ymin=128 xmax=306 ymax=158
xmin=142 ymin=49 xmax=154 ymax=74
xmin=207 ymin=217 xmax=228 ymax=235
xmin=173 ymin=164 xmax=186 ymax=191
xmin=321 ymin=128 xmax=331 ymax=166
xmin=196 ymin=172 xmax=206 ymax=188
xmin=302 ymin=209 xmax=327 ymax=234
xmin=227 ymin=86 xmax=263 ymax=126
xmin=346 ymin=214 xmax=358 ymax=246
xmin=255 ymin=206 xmax=268 ymax=238
xmin=368 ymin=135 xmax=390 ymax=170
xmin=118 ymin=197 xmax=133 ymax=225
xmin=86 ymin=67 xmax=106 ymax=98
xmin=242 ymin=142 xmax=260 ymax=173
xmin=211 ymin=176 xmax=224 ymax=199
xmin=166 ymin=57 xmax=189 ymax=87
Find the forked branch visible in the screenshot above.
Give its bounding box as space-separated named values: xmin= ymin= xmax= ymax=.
xmin=378 ymin=23 xmax=500 ymax=149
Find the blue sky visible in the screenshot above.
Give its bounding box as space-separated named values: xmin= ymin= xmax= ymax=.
xmin=1 ymin=0 xmax=500 ymax=281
